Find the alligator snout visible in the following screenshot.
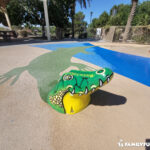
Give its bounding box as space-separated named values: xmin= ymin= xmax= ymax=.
xmin=63 ymin=68 xmax=113 ymax=96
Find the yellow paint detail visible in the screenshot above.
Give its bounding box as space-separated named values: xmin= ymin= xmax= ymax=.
xmin=62 ymin=74 xmax=114 ymax=115
xmin=103 ymin=81 xmax=107 ymax=86
xmin=63 ymin=92 xmax=91 ymax=115
xmin=71 ymin=72 xmax=94 ymax=78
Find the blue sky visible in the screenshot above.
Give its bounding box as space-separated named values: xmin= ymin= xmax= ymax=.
xmin=76 ymin=0 xmax=148 ymax=24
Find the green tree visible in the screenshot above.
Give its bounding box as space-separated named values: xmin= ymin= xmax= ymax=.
xmin=109 ymin=4 xmax=130 ymax=26
xmin=74 ymin=11 xmax=87 ymax=36
xmin=70 ymin=0 xmax=91 ymax=38
xmin=7 ymin=0 xmax=25 ymax=26
xmin=133 ymin=1 xmax=150 ymax=25
xmin=7 ymin=0 xmax=72 ymax=37
xmin=98 ymin=11 xmax=109 ymax=27
xmin=48 ymin=0 xmax=72 ymax=28
xmin=90 ymin=18 xmax=99 ymax=28
xmin=89 ymin=1 xmax=150 ymax=31
xmin=90 ymin=11 xmax=109 ymax=28
xmin=7 ymin=0 xmax=45 ymax=36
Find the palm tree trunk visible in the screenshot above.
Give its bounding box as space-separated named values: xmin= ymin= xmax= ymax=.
xmin=1 ymin=8 xmax=12 ymax=30
xmin=123 ymin=0 xmax=138 ymax=42
xmin=71 ymin=0 xmax=75 ymax=39
xmin=41 ymin=12 xmax=46 ymax=38
xmin=42 ymin=24 xmax=45 ymax=38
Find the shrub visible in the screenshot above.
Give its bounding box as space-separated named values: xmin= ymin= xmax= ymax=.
xmin=87 ymin=27 xmax=96 ymax=38
xmin=114 ymin=27 xmax=124 ymax=41
xmin=19 ymin=30 xmax=28 ymax=37
xmin=132 ymin=34 xmax=150 ymax=44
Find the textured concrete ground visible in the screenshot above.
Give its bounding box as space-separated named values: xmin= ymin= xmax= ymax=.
xmin=0 ymin=42 xmax=150 ymax=150
xmin=0 ymin=45 xmax=55 ymax=150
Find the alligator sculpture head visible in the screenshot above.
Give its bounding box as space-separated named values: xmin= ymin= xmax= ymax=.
xmin=47 ymin=68 xmax=113 ymax=114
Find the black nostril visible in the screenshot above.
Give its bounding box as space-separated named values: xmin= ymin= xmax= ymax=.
xmin=97 ymin=70 xmax=104 ymax=74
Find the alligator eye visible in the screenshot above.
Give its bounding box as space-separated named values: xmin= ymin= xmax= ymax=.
xmin=63 ymin=75 xmax=73 ymax=80
xmin=68 ymin=75 xmax=73 ymax=80
xmin=96 ymin=69 xmax=104 ymax=74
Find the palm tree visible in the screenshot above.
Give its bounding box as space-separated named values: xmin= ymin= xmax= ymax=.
xmin=0 ymin=0 xmax=12 ymax=30
xmin=71 ymin=0 xmax=90 ymax=38
xmin=90 ymin=11 xmax=93 ymax=24
xmin=123 ymin=0 xmax=138 ymax=42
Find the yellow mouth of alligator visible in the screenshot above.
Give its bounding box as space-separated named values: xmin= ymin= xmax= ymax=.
xmin=63 ymin=92 xmax=91 ymax=114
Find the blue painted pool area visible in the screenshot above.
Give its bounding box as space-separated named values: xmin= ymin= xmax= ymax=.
xmin=74 ymin=46 xmax=150 ymax=86
xmin=32 ymin=42 xmax=150 ymax=86
xmin=32 ymin=42 xmax=93 ymax=50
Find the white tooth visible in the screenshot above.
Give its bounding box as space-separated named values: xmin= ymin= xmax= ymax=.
xmin=92 ymin=88 xmax=96 ymax=92
xmin=72 ymin=89 xmax=75 ymax=94
xmin=107 ymin=77 xmax=110 ymax=82
xmin=99 ymin=80 xmax=103 ymax=87
xmin=79 ymin=92 xmax=83 ymax=96
xmin=91 ymin=85 xmax=96 ymax=89
xmin=85 ymin=88 xmax=88 ymax=94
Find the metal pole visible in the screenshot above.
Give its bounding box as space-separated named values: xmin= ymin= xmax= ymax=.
xmin=43 ymin=0 xmax=50 ymax=40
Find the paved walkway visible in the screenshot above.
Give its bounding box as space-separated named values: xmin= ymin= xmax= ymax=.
xmin=0 ymin=42 xmax=150 ymax=150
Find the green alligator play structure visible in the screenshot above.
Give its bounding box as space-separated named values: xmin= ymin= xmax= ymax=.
xmin=47 ymin=68 xmax=113 ymax=114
